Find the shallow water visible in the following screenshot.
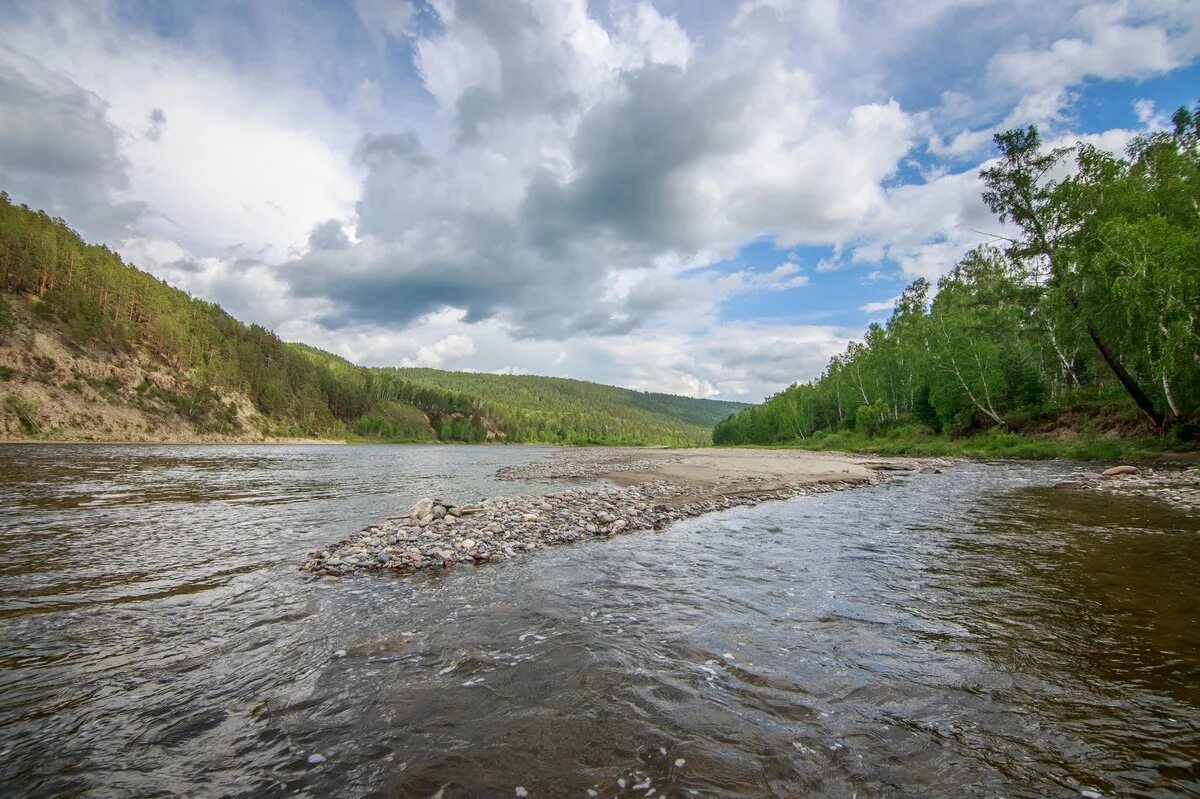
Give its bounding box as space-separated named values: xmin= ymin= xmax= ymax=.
xmin=0 ymin=445 xmax=1197 ymax=798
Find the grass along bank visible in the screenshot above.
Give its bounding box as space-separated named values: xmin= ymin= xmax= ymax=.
xmin=729 ymin=425 xmax=1198 ymax=463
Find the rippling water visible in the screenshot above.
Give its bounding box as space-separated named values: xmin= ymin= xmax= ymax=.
xmin=1 ymin=444 xmax=1197 ymax=798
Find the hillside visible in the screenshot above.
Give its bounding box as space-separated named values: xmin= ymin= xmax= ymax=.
xmin=384 ymin=367 xmax=745 ymax=429
xmin=0 ymin=193 xmax=741 ymax=445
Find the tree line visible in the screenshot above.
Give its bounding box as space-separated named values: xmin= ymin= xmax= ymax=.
xmin=715 ymin=106 xmax=1199 ymax=446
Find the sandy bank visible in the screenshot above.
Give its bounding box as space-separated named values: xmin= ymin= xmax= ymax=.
xmin=516 ymin=446 xmax=900 ymax=487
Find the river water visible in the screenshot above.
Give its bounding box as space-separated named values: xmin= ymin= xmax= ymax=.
xmin=0 ymin=444 xmax=1197 ymax=798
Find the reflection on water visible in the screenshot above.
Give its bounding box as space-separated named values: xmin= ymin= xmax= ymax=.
xmin=0 ymin=445 xmax=1197 ymax=797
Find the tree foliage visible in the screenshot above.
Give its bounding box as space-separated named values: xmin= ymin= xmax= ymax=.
xmin=716 ymin=107 xmax=1200 ymax=445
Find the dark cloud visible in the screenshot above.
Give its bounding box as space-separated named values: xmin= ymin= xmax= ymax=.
xmin=353 ymin=130 xmax=428 ymax=168
xmin=0 ymin=51 xmax=145 ymax=239
xmin=165 ymin=256 xmax=205 ymax=274
xmin=523 ymin=64 xmax=753 ymax=254
xmin=145 ymin=107 xmax=166 ymax=141
xmin=283 ymin=211 xmax=660 ymax=339
xmin=307 ymin=218 xmax=350 ymax=250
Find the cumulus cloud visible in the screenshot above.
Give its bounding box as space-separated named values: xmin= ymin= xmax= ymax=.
xmin=1 ymin=0 xmax=360 ymax=261
xmin=0 ymin=49 xmax=145 ymax=238
xmin=988 ymin=2 xmax=1199 ymax=94
xmin=283 ymin=0 xmax=917 ymax=344
xmin=1 ymin=0 xmax=1197 ymax=400
xmin=852 ymin=166 xmax=998 ymax=282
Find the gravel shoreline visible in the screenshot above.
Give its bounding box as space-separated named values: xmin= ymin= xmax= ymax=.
xmin=1054 ymin=464 xmax=1200 ymax=512
xmin=300 ymin=447 xmax=929 ymax=578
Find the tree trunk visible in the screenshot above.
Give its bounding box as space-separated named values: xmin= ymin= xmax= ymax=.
xmin=1048 ymin=328 xmax=1080 ymax=387
xmin=1162 ymin=374 xmax=1180 ymax=419
xmin=1083 ymin=317 xmax=1164 ymax=428
xmin=1059 ymin=279 xmax=1161 ymax=428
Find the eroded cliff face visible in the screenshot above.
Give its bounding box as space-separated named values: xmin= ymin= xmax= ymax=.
xmin=0 ymin=296 xmax=274 ymax=442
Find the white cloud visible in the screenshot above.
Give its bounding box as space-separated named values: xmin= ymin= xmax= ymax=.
xmin=1 ymin=0 xmax=1198 ymax=401
xmin=287 ymin=0 xmax=919 ymax=340
xmin=2 ymin=2 xmax=360 ymax=259
xmin=409 ymin=333 xmax=477 ymax=367
xmin=354 ymin=0 xmax=417 ymax=42
xmin=988 ymin=2 xmax=1197 ymax=94
xmin=858 ymin=296 xmax=900 ymax=313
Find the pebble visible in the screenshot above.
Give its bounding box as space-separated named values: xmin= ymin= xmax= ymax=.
xmin=515 ymin=788 xmax=528 ymax=798
xmin=307 ymin=753 xmax=326 ymax=765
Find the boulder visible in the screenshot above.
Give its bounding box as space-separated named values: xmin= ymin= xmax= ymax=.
xmin=432 ymin=505 xmax=447 ymax=519
xmin=407 ymin=498 xmax=435 ymax=518
xmin=1102 ymin=465 xmax=1139 ymax=477
xmin=1053 ymin=480 xmax=1089 ymax=490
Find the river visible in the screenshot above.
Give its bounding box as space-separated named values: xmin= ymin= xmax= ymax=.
xmin=0 ymin=444 xmax=1197 ymax=798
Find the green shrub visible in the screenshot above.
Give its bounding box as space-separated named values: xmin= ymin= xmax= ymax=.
xmin=4 ymin=395 xmax=41 ymax=435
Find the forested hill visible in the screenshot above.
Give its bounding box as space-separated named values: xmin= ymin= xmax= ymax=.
xmin=715 ymin=107 xmax=1200 ymax=456
xmin=383 ymin=368 xmax=745 ymax=428
xmin=0 ymin=193 xmax=741 ymax=445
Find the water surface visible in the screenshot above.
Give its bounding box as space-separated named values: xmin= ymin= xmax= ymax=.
xmin=1 ymin=445 xmax=1197 ymax=797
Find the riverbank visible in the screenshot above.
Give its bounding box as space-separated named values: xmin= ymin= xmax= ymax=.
xmin=737 ymin=428 xmax=1199 ymax=463
xmin=301 ymin=448 xmax=945 ymax=577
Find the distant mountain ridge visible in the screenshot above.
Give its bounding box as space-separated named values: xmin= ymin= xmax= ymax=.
xmin=0 ymin=193 xmax=744 ymax=444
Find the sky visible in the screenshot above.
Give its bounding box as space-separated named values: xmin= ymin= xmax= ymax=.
xmin=1 ymin=1 xmax=1198 ymax=402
